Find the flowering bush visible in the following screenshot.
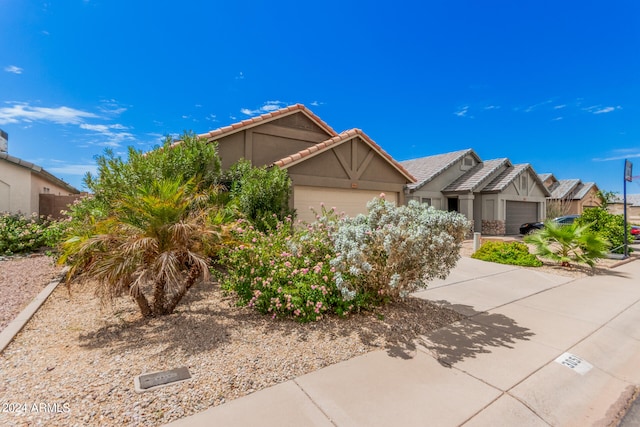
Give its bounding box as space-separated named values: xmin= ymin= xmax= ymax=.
xmin=0 ymin=212 xmax=65 ymax=255
xmin=219 ymin=210 xmax=354 ymax=322
xmin=331 ymin=198 xmax=470 ymax=303
xmin=221 ymin=198 xmax=470 ymax=321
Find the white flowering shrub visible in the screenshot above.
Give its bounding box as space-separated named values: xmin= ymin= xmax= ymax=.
xmin=330 ymin=197 xmax=470 ymax=303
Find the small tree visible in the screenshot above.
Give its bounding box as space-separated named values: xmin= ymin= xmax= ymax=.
xmin=524 ymin=220 xmax=609 ymax=267
xmin=226 ymin=160 xmax=293 ymax=231
xmin=546 ymin=198 xmax=572 ymax=219
xmin=60 ymin=179 xmax=229 ymax=317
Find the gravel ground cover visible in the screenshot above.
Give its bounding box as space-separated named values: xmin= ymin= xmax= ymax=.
xmin=0 ymin=255 xmax=63 ymax=333
xmin=0 ymin=256 xmax=463 ymax=427
xmin=0 ymin=246 xmax=628 ymax=426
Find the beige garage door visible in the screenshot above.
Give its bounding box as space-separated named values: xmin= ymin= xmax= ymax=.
xmin=294 ymin=186 xmax=397 ymax=224
xmin=506 ymin=200 xmax=538 ymax=235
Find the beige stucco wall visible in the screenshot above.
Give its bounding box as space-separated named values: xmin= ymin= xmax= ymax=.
xmin=0 ymin=160 xmax=33 ymax=214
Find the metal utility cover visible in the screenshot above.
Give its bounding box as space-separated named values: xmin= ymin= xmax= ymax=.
xmin=554 ymin=352 xmax=593 ymax=375
xmin=134 ymin=367 xmax=192 ymax=393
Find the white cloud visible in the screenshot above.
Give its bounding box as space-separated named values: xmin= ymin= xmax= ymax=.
xmin=310 ymin=101 xmax=323 ymax=107
xmin=235 ymin=71 xmax=245 ymax=80
xmin=593 ymin=106 xmax=621 ymax=114
xmin=79 ymin=122 xmax=134 ymax=147
xmin=554 ymin=104 xmax=566 ymax=110
xmin=454 ymin=106 xmax=470 ymax=117
xmin=552 ymin=117 xmax=563 ymax=121
xmin=484 ymin=105 xmax=500 ymax=110
xmin=0 ymin=102 xmax=98 ymax=125
xmin=206 ymin=114 xmax=217 ymax=121
xmin=593 ymin=152 xmax=640 ymax=162
xmin=98 ymin=99 xmax=128 ymax=115
xmin=524 ymin=100 xmax=553 ymax=113
xmin=47 ymin=163 xmax=98 ymax=176
xmin=240 ymin=100 xmax=286 ymax=116
xmin=4 ymin=65 xmax=23 ymax=74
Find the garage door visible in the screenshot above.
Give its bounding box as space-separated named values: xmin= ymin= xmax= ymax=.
xmin=294 ymin=186 xmax=397 ymax=224
xmin=505 ymin=201 xmax=538 ymax=235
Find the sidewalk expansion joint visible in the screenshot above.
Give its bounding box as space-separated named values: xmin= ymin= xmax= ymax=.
xmin=293 ymin=379 xmax=338 ymax=427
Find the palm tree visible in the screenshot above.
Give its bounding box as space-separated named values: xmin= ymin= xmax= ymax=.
xmin=60 ymin=178 xmax=230 ymax=317
xmin=524 ymin=220 xmax=609 ymax=268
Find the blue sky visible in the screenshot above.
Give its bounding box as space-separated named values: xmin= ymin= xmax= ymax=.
xmin=1 ymin=1 xmax=639 ymax=194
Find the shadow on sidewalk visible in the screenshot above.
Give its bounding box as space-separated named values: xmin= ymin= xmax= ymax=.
xmin=419 ymin=300 xmax=535 ymax=367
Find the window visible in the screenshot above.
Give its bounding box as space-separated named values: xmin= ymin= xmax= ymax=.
xmin=521 ymin=175 xmax=528 ymax=191
xmin=421 ymin=197 xmax=432 ymax=206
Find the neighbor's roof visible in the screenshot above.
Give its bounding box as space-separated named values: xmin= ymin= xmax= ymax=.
xmin=197 ymin=104 xmax=338 ymax=142
xmin=538 ymin=173 xmax=555 ymax=183
xmin=400 ymin=149 xmax=480 ymax=190
xmin=273 ymin=128 xmax=416 ymax=183
xmin=549 ymin=178 xmax=581 ymax=199
xmin=443 ymin=158 xmax=511 ymax=193
xmin=611 ymin=194 xmax=640 ymax=206
xmin=571 ymin=182 xmax=598 ymax=200
xmin=0 ymin=152 xmax=80 ymax=194
xmin=482 ymin=163 xmax=552 ymax=196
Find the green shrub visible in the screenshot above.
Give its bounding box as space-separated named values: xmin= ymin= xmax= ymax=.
xmin=471 ymin=241 xmax=542 ymax=267
xmin=0 ymin=213 xmax=64 ymax=255
xmin=226 ymin=160 xmax=293 ymax=231
xmin=330 ymin=198 xmax=469 ymax=303
xmin=576 ymin=207 xmax=629 ymax=254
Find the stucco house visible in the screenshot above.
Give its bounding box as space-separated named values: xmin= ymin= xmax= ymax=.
xmin=198 ymin=104 xmax=415 ymax=223
xmin=538 ymin=173 xmax=601 ymax=215
xmin=609 ymin=194 xmax=640 ymax=223
xmin=401 ymin=149 xmax=550 ymax=235
xmin=0 ymin=152 xmax=80 ymax=216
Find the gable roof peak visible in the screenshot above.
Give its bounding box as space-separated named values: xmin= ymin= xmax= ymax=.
xmin=198 ymin=103 xmax=338 ymax=142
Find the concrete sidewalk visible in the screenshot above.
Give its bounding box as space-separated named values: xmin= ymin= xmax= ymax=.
xmin=166 ymin=257 xmax=640 ymax=427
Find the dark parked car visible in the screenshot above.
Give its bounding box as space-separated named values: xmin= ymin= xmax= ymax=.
xmin=519 ymin=215 xmax=580 ymax=235
xmin=631 ymin=225 xmax=640 ymax=240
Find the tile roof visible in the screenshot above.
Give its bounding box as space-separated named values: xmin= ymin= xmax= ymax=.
xmin=549 ymin=179 xmax=581 ymax=199
xmin=0 ymin=152 xmax=80 ymax=194
xmin=273 ymin=128 xmax=416 ymax=183
xmin=571 ymin=182 xmax=597 ymax=200
xmin=400 ymin=149 xmax=479 ymax=190
xmin=196 ymin=104 xmax=338 ymax=143
xmin=612 ymin=194 xmax=640 ymax=206
xmin=443 ymin=158 xmax=511 ymax=193
xmin=538 ymin=173 xmax=554 ymax=183
xmin=482 ymin=163 xmax=551 ymax=196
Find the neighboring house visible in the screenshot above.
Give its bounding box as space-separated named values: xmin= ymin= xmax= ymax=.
xmin=0 ymin=152 xmax=80 ymax=217
xmin=539 ymin=173 xmax=601 ymax=215
xmin=401 ymin=149 xmax=550 ymax=235
xmin=609 ymin=194 xmax=640 ymax=223
xmin=198 ymin=104 xmax=415 ymax=223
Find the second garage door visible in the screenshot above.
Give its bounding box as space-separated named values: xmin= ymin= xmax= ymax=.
xmin=294 ymin=186 xmax=397 ymax=224
xmin=505 ymin=201 xmax=538 ymax=235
